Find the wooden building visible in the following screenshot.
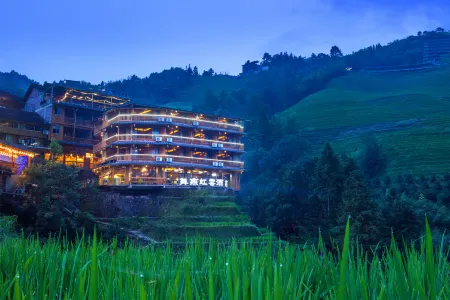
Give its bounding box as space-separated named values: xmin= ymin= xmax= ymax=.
xmin=25 ymin=82 xmax=129 ymax=169
xmin=93 ymin=104 xmax=245 ymax=190
xmin=0 ymin=141 xmax=36 ymax=195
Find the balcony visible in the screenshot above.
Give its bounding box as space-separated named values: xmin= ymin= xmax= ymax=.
xmin=0 ymin=125 xmax=46 ymax=139
xmin=95 ymin=114 xmax=244 ymax=134
xmin=93 ymin=134 xmax=244 ymax=153
xmin=52 ymin=115 xmax=93 ymax=128
xmin=0 ymin=160 xmax=15 ymax=173
xmin=62 ymin=135 xmax=96 ymax=145
xmin=98 ymin=153 xmax=244 ymax=170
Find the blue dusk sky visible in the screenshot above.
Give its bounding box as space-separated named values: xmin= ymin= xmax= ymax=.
xmin=1 ymin=0 xmax=449 ymax=83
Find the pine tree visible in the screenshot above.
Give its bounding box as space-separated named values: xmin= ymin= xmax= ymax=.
xmin=337 ymin=170 xmax=381 ymax=244
xmin=311 ymin=142 xmax=343 ymax=221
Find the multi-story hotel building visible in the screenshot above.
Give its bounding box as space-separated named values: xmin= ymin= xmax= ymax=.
xmin=93 ymin=103 xmax=244 ymax=190
xmin=25 ymin=81 xmax=129 ymax=169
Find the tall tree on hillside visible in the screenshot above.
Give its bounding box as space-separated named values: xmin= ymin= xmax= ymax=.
xmin=311 ymin=142 xmax=343 ymax=221
xmin=361 ymin=136 xmax=387 ymax=178
xmin=335 ymin=170 xmax=381 ymax=244
xmin=330 ymin=45 xmax=343 ymax=58
xmin=202 ymin=68 xmax=215 ymax=76
xmin=186 ymin=64 xmax=193 ymax=76
xmin=193 ymin=66 xmax=199 ymax=76
xmin=262 ymin=53 xmax=272 ymax=65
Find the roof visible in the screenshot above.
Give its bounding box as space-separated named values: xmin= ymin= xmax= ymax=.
xmin=0 ymin=90 xmax=24 ymax=109
xmin=0 ymin=107 xmax=48 ymax=126
xmin=107 ymin=102 xmax=244 ymax=122
xmin=0 ymin=140 xmax=38 ymax=156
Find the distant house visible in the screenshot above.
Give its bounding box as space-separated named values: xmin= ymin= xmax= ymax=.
xmin=241 ymin=61 xmax=269 ymax=75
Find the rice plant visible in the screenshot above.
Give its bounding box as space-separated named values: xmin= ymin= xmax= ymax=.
xmin=0 ymin=219 xmax=448 ymax=299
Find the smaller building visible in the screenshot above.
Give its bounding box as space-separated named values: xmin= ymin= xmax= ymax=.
xmin=0 ymin=107 xmax=49 ymax=151
xmin=0 ymin=141 xmax=36 ymax=195
xmin=25 ymin=82 xmax=129 ymax=169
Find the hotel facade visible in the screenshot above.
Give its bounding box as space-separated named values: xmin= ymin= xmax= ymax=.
xmin=93 ymin=104 xmax=244 ymax=190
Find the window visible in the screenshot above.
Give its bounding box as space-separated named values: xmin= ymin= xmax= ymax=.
xmin=52 ymin=125 xmax=60 ymax=134
xmin=54 ymin=107 xmax=62 ymax=116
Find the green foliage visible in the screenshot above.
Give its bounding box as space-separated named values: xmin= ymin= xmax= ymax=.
xmin=335 ymin=170 xmax=381 ymax=244
xmin=49 ymin=140 xmax=63 ymax=161
xmin=20 ymin=161 xmax=100 ymax=236
xmin=0 ymin=222 xmax=449 ymax=298
xmin=0 ymin=215 xmax=17 ymax=238
xmin=360 ymin=136 xmax=387 ymax=178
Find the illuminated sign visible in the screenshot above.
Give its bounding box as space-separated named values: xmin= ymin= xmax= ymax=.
xmin=179 ymin=177 xmax=228 ymax=187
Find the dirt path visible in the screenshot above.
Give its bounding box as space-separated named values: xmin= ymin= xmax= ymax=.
xmin=96 ymin=220 xmax=158 ymax=244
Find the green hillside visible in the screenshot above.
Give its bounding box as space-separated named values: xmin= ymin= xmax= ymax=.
xmin=279 ymin=57 xmax=450 ymax=176
xmin=165 ymin=75 xmax=246 ymax=109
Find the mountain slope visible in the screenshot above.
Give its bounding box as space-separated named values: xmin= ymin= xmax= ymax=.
xmin=278 ymin=56 xmax=450 ymax=176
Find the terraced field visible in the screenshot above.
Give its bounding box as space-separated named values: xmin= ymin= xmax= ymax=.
xmin=279 ymin=59 xmax=450 ymax=177
xmin=112 ymin=195 xmax=266 ymax=242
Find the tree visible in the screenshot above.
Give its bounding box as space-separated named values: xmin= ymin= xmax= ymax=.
xmin=335 ymin=170 xmax=381 ymax=244
xmin=262 ymin=53 xmax=272 ymax=65
xmin=361 ymin=136 xmax=387 ymax=178
xmin=311 ymin=142 xmax=343 ymax=222
xmin=49 ymin=140 xmax=63 ymax=161
xmin=202 ymin=68 xmax=215 ymax=76
xmin=417 ymin=31 xmax=422 ymax=36
xmin=21 ymin=161 xmax=100 ymax=236
xmin=330 ymin=45 xmax=343 ymax=58
xmin=186 ymin=64 xmax=193 ymax=76
xmin=193 ymin=66 xmax=199 ymax=76
xmin=436 ymin=27 xmax=445 ymax=33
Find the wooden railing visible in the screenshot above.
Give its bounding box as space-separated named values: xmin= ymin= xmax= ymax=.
xmin=95 ymin=115 xmax=243 ymax=133
xmin=0 ymin=161 xmax=14 ymax=172
xmin=130 ymin=177 xmax=166 ymax=185
xmin=93 ymin=134 xmax=244 ymax=153
xmin=62 ymin=135 xmax=96 ymax=145
xmin=52 ymin=115 xmax=93 ymax=128
xmin=0 ymin=126 xmax=46 ymax=139
xmin=100 ymin=154 xmax=243 ymax=169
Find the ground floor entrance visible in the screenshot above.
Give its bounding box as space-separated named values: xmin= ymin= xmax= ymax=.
xmin=95 ymin=165 xmax=241 ymax=190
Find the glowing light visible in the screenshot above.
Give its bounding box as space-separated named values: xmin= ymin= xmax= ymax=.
xmin=101 ymin=153 xmax=244 ymax=166
xmin=106 ymin=113 xmax=243 ymax=129
xmin=101 ymin=134 xmax=244 ymax=146
xmin=0 ymin=144 xmax=35 ymax=158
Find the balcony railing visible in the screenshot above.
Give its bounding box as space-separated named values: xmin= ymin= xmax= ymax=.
xmin=0 ymin=126 xmax=47 ymax=139
xmin=62 ymin=135 xmax=96 ymax=145
xmin=93 ymin=134 xmax=244 ymax=153
xmin=95 ymin=114 xmax=243 ymax=133
xmin=52 ymin=115 xmax=93 ymax=128
xmin=99 ymin=154 xmax=244 ymax=169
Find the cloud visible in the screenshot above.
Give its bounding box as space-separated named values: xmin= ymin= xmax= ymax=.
xmin=262 ymin=1 xmax=450 ymax=57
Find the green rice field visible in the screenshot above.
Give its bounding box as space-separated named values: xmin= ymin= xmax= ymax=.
xmin=0 ymin=220 xmax=448 ymax=299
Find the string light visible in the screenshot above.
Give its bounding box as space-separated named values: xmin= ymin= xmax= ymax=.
xmin=101 ymin=153 xmax=244 ymax=165
xmin=107 ymin=113 xmax=244 ymax=129
xmin=0 ymin=144 xmax=35 ymax=158
xmin=102 ymin=134 xmax=244 ymax=146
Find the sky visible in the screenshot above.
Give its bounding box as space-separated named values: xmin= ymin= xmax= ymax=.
xmin=1 ymin=0 xmax=449 ymax=84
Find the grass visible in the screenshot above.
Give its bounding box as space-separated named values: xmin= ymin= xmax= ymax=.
xmin=0 ymin=219 xmax=448 ymax=299
xmin=278 ymin=61 xmax=450 ymax=177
